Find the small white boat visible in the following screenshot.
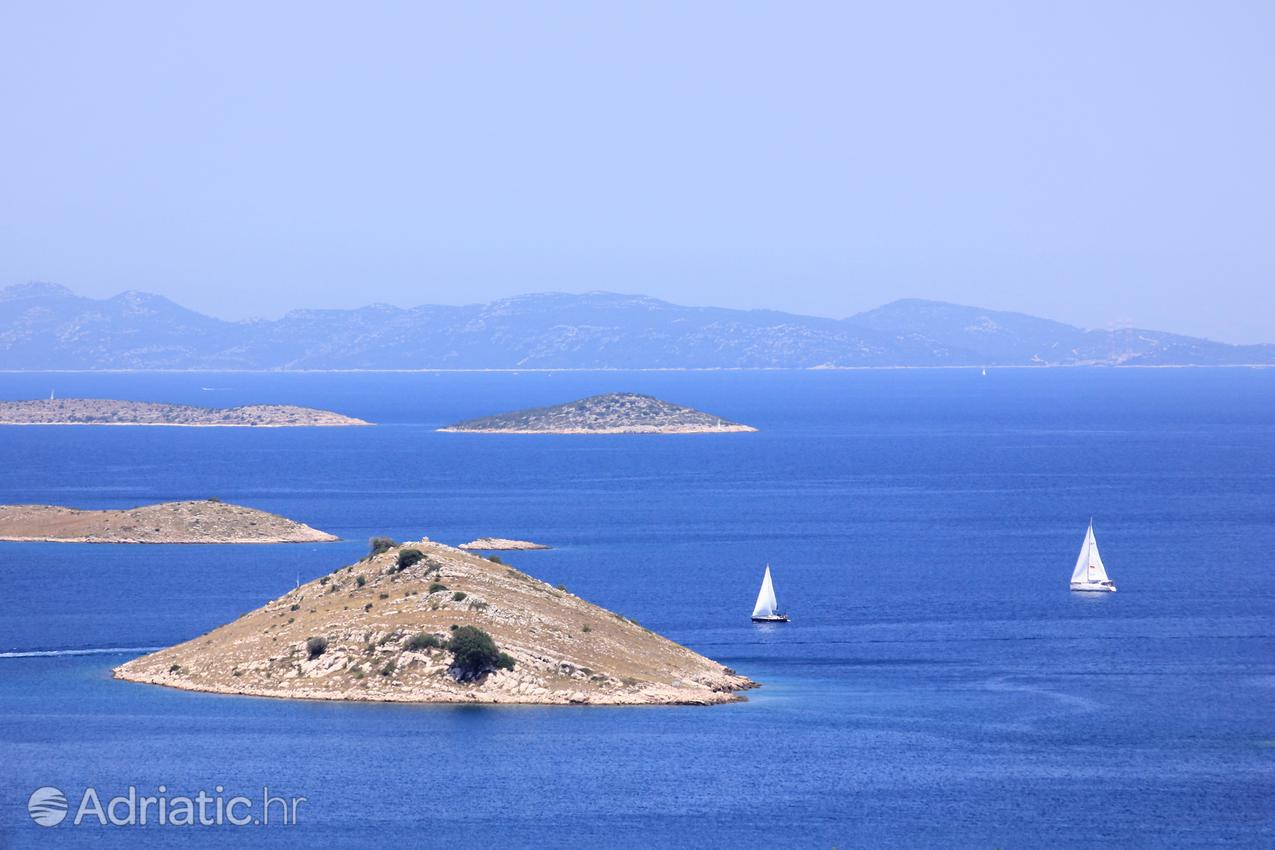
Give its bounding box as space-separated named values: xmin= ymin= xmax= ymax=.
xmin=1069 ymin=520 xmax=1116 ymax=592
xmin=751 ymin=564 xmax=789 ymax=622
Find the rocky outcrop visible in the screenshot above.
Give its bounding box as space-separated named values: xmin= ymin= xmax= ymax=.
xmin=114 ymin=540 xmax=755 ymax=705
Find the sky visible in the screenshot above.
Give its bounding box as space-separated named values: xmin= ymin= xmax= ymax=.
xmin=1 ymin=2 xmax=1272 ymax=343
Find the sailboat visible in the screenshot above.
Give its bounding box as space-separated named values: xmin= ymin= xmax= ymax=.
xmin=751 ymin=564 xmax=789 ymax=622
xmin=1069 ymin=520 xmax=1116 ymax=592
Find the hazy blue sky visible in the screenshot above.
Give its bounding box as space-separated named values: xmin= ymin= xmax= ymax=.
xmin=2 ymin=2 xmax=1272 ymax=342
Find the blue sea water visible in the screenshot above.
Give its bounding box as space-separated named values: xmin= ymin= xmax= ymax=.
xmin=0 ymin=369 xmax=1272 ymax=848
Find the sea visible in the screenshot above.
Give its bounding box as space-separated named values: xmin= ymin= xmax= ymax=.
xmin=0 ymin=368 xmax=1272 ymax=848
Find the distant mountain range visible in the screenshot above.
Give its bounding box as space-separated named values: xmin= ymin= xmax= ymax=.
xmin=2 ymin=282 xmax=1271 ymax=370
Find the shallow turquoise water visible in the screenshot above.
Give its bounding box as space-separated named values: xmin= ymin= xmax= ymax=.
xmin=0 ymin=369 xmax=1272 ymax=847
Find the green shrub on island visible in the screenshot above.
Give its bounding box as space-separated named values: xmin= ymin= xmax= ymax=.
xmin=428 ymin=582 xmax=447 ymax=594
xmin=355 ymin=575 xmax=366 ymax=587
xmin=397 ymin=548 xmax=424 ymax=569
xmin=306 ymin=636 xmax=328 ymax=659
xmin=406 ymin=632 xmax=443 ymax=651
xmin=447 ymin=625 xmax=515 ymax=677
xmin=486 ymin=555 xmax=503 ymax=564
xmin=452 ymin=591 xmax=467 ymax=602
xmin=369 ymin=536 xmax=398 ymax=557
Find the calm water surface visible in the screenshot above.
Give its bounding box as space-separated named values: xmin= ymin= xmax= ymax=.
xmin=0 ymin=369 xmax=1272 ymax=847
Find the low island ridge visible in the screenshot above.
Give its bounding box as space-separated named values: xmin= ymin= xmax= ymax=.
xmin=114 ymin=539 xmax=755 ymax=705
xmin=0 ymin=500 xmax=338 ymax=543
xmin=458 ymin=537 xmax=551 ymax=551
xmin=0 ymin=398 xmax=370 ymax=427
xmin=439 ymin=392 xmax=755 ymax=434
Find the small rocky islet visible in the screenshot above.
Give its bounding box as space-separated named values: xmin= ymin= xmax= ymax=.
xmin=114 ymin=539 xmax=755 ymax=705
xmin=439 ymin=392 xmax=755 ymax=434
xmin=458 ymin=537 xmax=551 ymax=551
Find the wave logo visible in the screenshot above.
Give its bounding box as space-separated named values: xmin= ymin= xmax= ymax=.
xmin=28 ymin=786 xmax=69 ymax=827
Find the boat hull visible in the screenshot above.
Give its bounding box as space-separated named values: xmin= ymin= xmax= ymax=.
xmin=751 ymin=614 xmax=789 ymax=622
xmin=1070 ymin=582 xmax=1116 ymax=593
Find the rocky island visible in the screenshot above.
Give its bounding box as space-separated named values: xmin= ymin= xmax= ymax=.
xmin=0 ymin=398 xmax=369 ymax=427
xmin=0 ymin=500 xmax=337 ymax=543
xmin=114 ymin=538 xmax=754 ymax=705
xmin=439 ymin=392 xmax=755 ymax=434
xmin=458 ymin=537 xmax=550 ymax=551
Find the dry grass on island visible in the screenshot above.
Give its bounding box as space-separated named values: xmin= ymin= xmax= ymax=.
xmin=0 ymin=398 xmax=369 ymax=427
xmin=439 ymin=392 xmax=755 ymax=434
xmin=0 ymin=500 xmax=337 ymax=544
xmin=115 ymin=538 xmax=755 ymax=705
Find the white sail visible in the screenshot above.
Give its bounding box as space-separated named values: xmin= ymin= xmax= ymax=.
xmin=1070 ymin=523 xmax=1110 ymax=585
xmin=752 ymin=565 xmax=778 ymax=618
xmin=1085 ymin=527 xmax=1110 ymax=583
xmin=1070 ymin=527 xmax=1092 ymax=583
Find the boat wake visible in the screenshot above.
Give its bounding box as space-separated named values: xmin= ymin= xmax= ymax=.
xmin=0 ymin=646 xmax=160 ymax=659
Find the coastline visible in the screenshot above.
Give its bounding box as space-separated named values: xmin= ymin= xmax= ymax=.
xmin=2 ymin=364 xmax=1272 ymax=374
xmin=112 ymin=669 xmax=752 ymax=706
xmin=0 ymin=535 xmax=337 ymax=544
xmin=438 ymin=425 xmax=757 ymax=435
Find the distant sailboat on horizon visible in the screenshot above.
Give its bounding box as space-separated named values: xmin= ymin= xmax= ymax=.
xmin=751 ymin=564 xmax=789 ymax=622
xmin=1070 ymin=520 xmax=1116 ymax=592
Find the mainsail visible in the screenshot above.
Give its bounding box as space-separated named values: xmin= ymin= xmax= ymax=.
xmin=752 ymin=565 xmax=779 ymax=618
xmin=1070 ymin=523 xmax=1110 ymax=584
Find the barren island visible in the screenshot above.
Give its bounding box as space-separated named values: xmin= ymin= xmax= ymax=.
xmin=115 ymin=539 xmax=755 ymax=705
xmin=0 ymin=500 xmax=337 ymax=543
xmin=439 ymin=392 xmax=755 ymax=434
xmin=0 ymin=398 xmax=369 ymax=427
